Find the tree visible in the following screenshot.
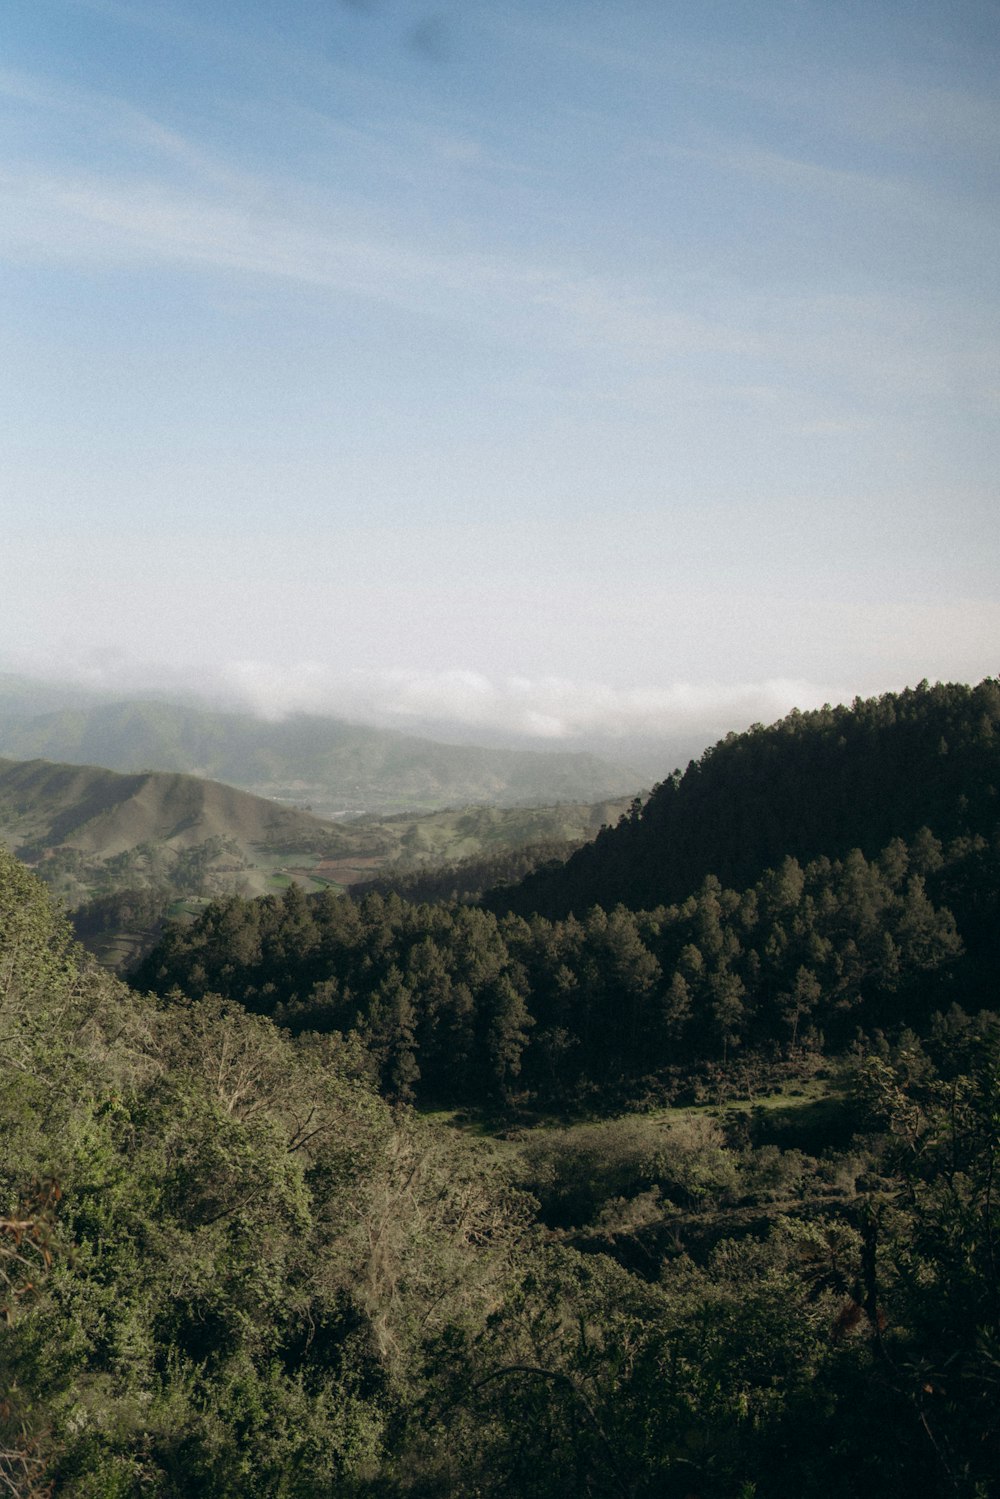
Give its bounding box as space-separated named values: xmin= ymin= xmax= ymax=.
xmin=780 ymin=965 xmax=822 ymax=1049
xmin=708 ymin=967 xmax=746 ymax=1061
xmin=364 ymin=965 xmax=420 ymax=1104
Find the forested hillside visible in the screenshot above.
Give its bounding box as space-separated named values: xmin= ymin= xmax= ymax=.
xmin=135 ymin=679 xmax=1000 ymax=1109
xmin=134 ymin=825 xmax=996 ymax=1109
xmin=488 ymin=678 xmax=1000 ymax=919
xmin=5 ymin=678 xmax=1000 ymax=1495
xmin=0 ymin=756 xmax=629 ymax=969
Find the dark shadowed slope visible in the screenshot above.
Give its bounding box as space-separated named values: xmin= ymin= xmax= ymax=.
xmin=486 ymin=678 xmax=1000 ymax=919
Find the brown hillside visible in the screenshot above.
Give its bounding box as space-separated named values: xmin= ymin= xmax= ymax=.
xmin=0 ymin=757 xmax=339 ymax=859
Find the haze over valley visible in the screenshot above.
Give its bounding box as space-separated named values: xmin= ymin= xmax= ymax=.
xmin=0 ymin=673 xmax=642 ymax=816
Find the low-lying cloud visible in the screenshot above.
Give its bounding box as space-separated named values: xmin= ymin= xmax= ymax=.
xmin=3 ymin=648 xmax=852 ymax=750
xmin=218 ymin=661 xmax=844 ymax=746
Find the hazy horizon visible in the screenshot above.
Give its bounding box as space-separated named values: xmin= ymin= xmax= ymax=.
xmin=3 ymin=1 xmax=997 ymax=742
xmin=2 ymin=654 xmax=993 ymax=784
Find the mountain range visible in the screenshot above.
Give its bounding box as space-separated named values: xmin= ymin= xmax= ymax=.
xmin=0 ymin=676 xmax=640 ymax=815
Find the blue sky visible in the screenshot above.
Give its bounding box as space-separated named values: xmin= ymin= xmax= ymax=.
xmin=1 ymin=0 xmax=997 ymax=747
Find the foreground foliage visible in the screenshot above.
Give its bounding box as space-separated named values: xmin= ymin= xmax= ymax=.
xmin=2 ymin=846 xmax=999 ymax=1494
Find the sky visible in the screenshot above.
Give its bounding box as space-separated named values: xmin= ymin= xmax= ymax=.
xmin=1 ymin=0 xmax=997 ymax=751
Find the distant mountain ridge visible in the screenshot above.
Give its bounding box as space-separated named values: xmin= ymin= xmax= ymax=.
xmin=0 ymin=671 xmax=112 ymax=722
xmin=0 ymin=694 xmax=640 ymax=815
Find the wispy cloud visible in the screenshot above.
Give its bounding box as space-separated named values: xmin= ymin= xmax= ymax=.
xmin=0 ymin=66 xmax=227 ymax=180
xmin=3 ymin=142 xmax=932 ymax=389
xmin=0 ymin=165 xmax=463 ymax=297
xmin=661 ymin=136 xmax=991 ymax=244
xmin=726 ymin=66 xmax=1000 ymax=163
xmin=0 ymin=149 xmax=744 ymax=365
xmin=0 ymin=153 xmax=932 ymax=391
xmin=3 ymin=49 xmax=993 ymax=396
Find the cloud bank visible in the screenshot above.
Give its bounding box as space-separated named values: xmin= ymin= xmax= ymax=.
xmin=206 ymin=661 xmax=848 ymax=747
xmin=4 ymin=646 xmax=847 ymax=747
xmin=229 ymin=664 xmax=845 ymax=740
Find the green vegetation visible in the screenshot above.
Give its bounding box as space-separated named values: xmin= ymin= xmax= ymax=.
xmin=133 ymin=825 xmax=989 ymax=1109
xmin=3 ymin=678 xmax=999 ymax=1495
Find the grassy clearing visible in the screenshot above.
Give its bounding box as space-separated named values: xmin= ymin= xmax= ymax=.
xmin=425 ymin=1068 xmax=852 ymax=1153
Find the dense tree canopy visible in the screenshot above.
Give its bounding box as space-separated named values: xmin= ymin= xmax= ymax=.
xmin=488 ymin=678 xmax=1000 ymax=919
xmin=134 ymin=826 xmax=993 ymax=1109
